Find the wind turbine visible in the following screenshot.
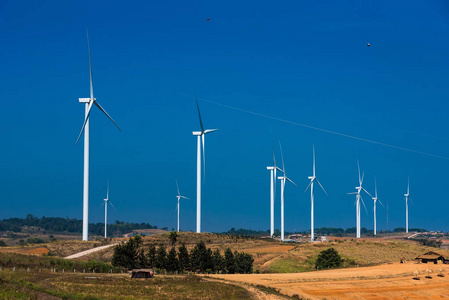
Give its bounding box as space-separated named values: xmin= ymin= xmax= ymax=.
xmin=176 ymin=180 xmax=189 ymax=232
xmin=404 ymin=178 xmax=410 ymax=233
xmin=372 ymin=178 xmax=384 ymax=236
xmin=267 ymin=135 xmax=283 ymax=238
xmin=192 ymin=94 xmax=217 ymax=233
xmin=76 ymin=29 xmax=121 ymax=241
xmin=277 ymin=143 xmax=296 ymax=242
xmin=348 ymin=161 xmax=371 ymax=238
xmin=101 ymin=182 xmax=115 ymax=239
xmin=305 ymin=146 xmax=327 ymax=242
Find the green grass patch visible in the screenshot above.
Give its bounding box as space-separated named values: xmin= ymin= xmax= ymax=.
xmin=0 ymin=271 xmax=252 ymax=299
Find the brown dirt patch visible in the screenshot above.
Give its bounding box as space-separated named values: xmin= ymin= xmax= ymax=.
xmin=207 ymin=262 xmax=449 ymax=299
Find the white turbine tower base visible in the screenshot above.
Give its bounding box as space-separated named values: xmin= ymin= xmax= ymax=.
xmin=305 ymin=146 xmax=327 ymax=242
xmin=76 ymin=29 xmax=120 ymax=241
xmin=277 ymin=143 xmax=296 ymax=242
xmin=404 ymin=178 xmax=410 ymax=234
xmin=176 ymin=181 xmax=189 ymax=232
xmin=348 ymin=161 xmax=371 ymax=239
xmin=101 ymin=182 xmax=115 ymax=239
xmin=372 ymin=178 xmax=383 ymax=236
xmin=192 ymin=95 xmax=217 ymax=233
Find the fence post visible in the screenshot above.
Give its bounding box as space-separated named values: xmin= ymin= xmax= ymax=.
xmin=83 ymin=269 xmax=85 ymax=273
xmin=13 ymin=267 xmax=15 ymax=272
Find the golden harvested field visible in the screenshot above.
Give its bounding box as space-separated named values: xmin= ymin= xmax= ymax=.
xmin=205 ymin=262 xmax=449 ymax=299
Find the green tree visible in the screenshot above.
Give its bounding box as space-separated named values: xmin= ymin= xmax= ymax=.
xmin=147 ymin=244 xmax=157 ymax=268
xmin=178 ymin=243 xmax=189 ymax=272
xmin=166 ymin=247 xmax=179 ymax=272
xmin=155 ymin=244 xmax=167 ymax=270
xmin=112 ymin=235 xmax=144 ymax=269
xmin=235 ymin=251 xmax=254 ymax=274
xmin=315 ymin=247 xmax=343 ymax=269
xmin=224 ymin=248 xmax=235 ymax=274
xmin=212 ymin=248 xmax=224 ymax=273
xmin=169 ymin=231 xmax=178 ymax=246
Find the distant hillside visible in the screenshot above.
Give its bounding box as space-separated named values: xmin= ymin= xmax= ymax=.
xmin=0 ymin=214 xmax=159 ymax=237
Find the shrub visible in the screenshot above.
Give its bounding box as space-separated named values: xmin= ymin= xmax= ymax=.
xmin=315 ymin=247 xmax=343 ymax=269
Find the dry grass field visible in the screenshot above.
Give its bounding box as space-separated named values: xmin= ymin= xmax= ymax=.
xmin=2 ymin=232 xmax=449 ymax=299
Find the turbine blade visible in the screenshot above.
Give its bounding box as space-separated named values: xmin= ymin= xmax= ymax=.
xmin=315 ymin=178 xmax=328 ymax=196
xmin=357 ymin=160 xmax=361 ymax=184
xmin=361 ymin=171 xmax=365 ymax=186
xmin=180 ymin=196 xmax=189 ymax=200
xmin=176 ymin=180 xmax=180 ymax=196
xmin=362 ymin=187 xmax=373 ymax=198
xmin=374 ymin=177 xmax=377 ymax=198
xmin=407 ymin=177 xmax=410 ymax=195
xmin=94 ymin=101 xmax=121 ymax=131
xmin=107 ymin=181 xmax=109 ymax=200
xmin=409 ymin=196 xmax=414 ymax=206
xmin=109 ymin=200 xmax=116 ymax=211
xmin=270 ymin=128 xmax=277 ymax=168
xmin=204 ymin=129 xmax=218 ymax=134
xmin=312 ymin=145 xmax=316 ymax=177
xmin=304 ymin=180 xmax=312 ymax=192
xmin=360 ymin=195 xmax=368 ymax=215
xmin=75 ymin=99 xmax=94 ymax=145
xmin=279 ymin=141 xmax=285 ymax=173
xmin=86 ymin=27 xmax=94 ymax=100
xmin=202 ymin=134 xmax=206 ymax=180
xmin=286 ymin=177 xmax=297 ymax=186
xmin=347 ymin=192 xmax=358 ymax=195
xmin=378 ymin=199 xmax=385 ymax=208
xmin=195 ymin=93 xmax=205 ymax=133
xmin=100 ymin=202 xmax=105 ymax=207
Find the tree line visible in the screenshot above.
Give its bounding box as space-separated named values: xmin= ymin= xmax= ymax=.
xmin=112 ymin=235 xmax=254 ymax=274
xmin=0 ymin=214 xmax=157 ymax=237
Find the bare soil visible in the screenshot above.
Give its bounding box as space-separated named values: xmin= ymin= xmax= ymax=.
xmin=206 ymin=262 xmax=449 ymax=299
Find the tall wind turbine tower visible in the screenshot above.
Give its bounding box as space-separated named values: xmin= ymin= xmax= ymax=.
xmin=267 ymin=140 xmax=282 ymax=238
xmin=372 ymin=178 xmax=383 ymax=236
xmin=76 ymin=29 xmax=121 ymax=241
xmin=176 ymin=180 xmax=189 ymax=232
xmin=305 ymin=146 xmax=327 ymax=242
xmin=101 ymin=182 xmax=115 ymax=239
xmin=192 ymin=95 xmax=217 ymax=233
xmin=348 ymin=161 xmax=371 ymax=238
xmin=404 ymin=178 xmax=410 ymax=233
xmin=277 ymin=143 xmax=296 ymax=242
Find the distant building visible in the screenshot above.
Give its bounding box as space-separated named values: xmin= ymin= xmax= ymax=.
xmin=415 ymin=251 xmax=445 ymax=264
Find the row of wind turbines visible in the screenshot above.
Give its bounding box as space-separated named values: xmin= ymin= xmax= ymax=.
xmin=75 ymin=31 xmax=413 ymax=241
xmin=267 ymin=144 xmax=413 ymax=241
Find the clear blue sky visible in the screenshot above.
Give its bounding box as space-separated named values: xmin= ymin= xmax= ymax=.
xmin=1 ymin=1 xmax=448 ymax=233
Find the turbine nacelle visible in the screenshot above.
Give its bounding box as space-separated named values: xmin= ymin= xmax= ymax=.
xmin=79 ymin=98 xmax=94 ymax=103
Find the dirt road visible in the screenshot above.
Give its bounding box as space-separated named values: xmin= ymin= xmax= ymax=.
xmin=64 ymin=243 xmax=118 ymax=259
xmin=205 ymin=262 xmax=449 ymax=299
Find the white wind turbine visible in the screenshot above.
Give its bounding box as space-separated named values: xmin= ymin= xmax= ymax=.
xmin=404 ymin=178 xmax=411 ymax=233
xmin=304 ymin=146 xmax=327 ymax=242
xmin=76 ymin=29 xmax=121 ymax=241
xmin=176 ymin=180 xmax=189 ymax=232
xmin=267 ymin=138 xmax=283 ymax=238
xmin=372 ymin=178 xmax=384 ymax=236
xmin=277 ymin=143 xmax=296 ymax=242
xmin=101 ymin=182 xmax=115 ymax=239
xmin=192 ymin=95 xmax=217 ymax=233
xmin=348 ymin=161 xmax=371 ymax=238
